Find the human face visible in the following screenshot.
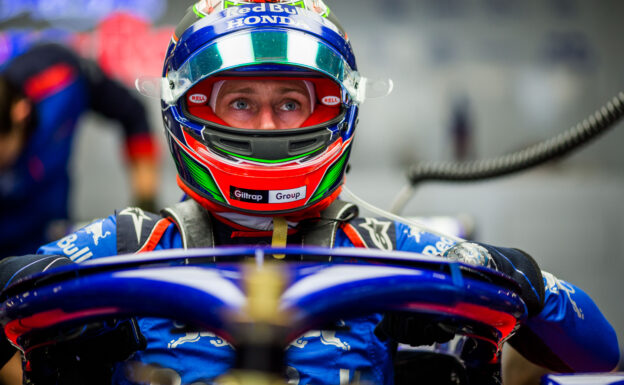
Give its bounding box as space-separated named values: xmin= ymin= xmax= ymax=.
xmin=214 ymin=79 xmax=312 ymax=130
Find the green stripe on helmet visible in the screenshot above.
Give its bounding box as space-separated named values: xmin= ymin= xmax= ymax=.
xmin=214 ymin=145 xmax=323 ymax=164
xmin=292 ymin=1 xmax=306 ymax=9
xmin=180 ymin=151 xmax=226 ymax=202
xmin=309 ymin=150 xmax=348 ymax=202
xmin=224 ymin=1 xmax=306 ymax=9
xmin=192 ymin=4 xmax=205 ymax=18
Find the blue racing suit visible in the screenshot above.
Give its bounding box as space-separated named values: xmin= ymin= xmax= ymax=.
xmin=27 ymin=206 xmax=620 ymax=385
xmin=0 ymin=43 xmax=157 ymax=258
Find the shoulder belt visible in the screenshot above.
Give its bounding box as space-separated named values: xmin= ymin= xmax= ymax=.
xmin=299 ymin=200 xmax=359 ymax=248
xmin=161 ymin=199 xmax=359 ymax=249
xmin=116 ymin=200 xmax=388 ymax=254
xmin=160 ymin=199 xmax=215 ymax=249
xmin=116 ymin=201 xmax=215 ymax=255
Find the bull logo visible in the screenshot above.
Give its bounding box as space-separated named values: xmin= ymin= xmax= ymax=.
xmin=289 ymin=329 xmax=350 ymax=351
xmin=543 ymin=272 xmax=584 ymax=319
xmin=84 ymin=220 xmax=111 ymax=246
xmin=168 ymin=331 xmax=233 ymax=349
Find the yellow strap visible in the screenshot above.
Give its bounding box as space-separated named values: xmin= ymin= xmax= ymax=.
xmin=271 ymin=216 xmax=288 ymax=260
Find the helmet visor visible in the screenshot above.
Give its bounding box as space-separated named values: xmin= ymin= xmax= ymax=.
xmin=184 ymin=74 xmax=344 ymax=130
xmin=162 ymin=28 xmax=362 ymax=105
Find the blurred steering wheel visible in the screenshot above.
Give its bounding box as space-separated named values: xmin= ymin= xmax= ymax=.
xmin=0 ymin=247 xmax=527 ymax=385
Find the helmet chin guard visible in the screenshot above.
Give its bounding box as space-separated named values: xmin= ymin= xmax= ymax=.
xmin=162 ymin=0 xmax=361 ymax=215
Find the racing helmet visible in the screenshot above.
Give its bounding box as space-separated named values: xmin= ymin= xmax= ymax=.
xmin=161 ymin=0 xmax=364 ymax=216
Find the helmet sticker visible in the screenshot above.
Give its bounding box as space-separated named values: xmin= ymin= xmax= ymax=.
xmin=189 ymin=93 xmax=208 ymax=104
xmin=194 ymin=0 xmax=329 ymax=17
xmin=225 ymin=0 xmax=305 ymax=7
xmin=321 ymin=96 xmax=341 ymax=106
xmin=194 ymin=0 xmax=223 ymax=16
xmin=224 ymin=5 xmax=308 ymax=30
xmin=230 ymin=186 xmax=306 ymax=204
xmin=269 ymin=186 xmax=306 ymax=203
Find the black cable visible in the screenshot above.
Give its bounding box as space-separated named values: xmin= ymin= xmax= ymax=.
xmin=407 ymin=92 xmax=624 ymax=186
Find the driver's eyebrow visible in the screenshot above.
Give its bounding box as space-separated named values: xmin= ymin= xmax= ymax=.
xmin=223 ymin=86 xmax=308 ymax=96
xmin=224 ymin=87 xmax=255 ymax=95
xmin=278 ymin=87 xmax=308 ymax=96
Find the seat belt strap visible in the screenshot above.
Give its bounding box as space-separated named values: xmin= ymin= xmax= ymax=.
xmin=161 ymin=199 xmax=215 ymax=249
xmin=271 ymin=217 xmax=288 ymax=259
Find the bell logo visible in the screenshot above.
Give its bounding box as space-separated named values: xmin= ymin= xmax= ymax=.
xmin=189 ymin=94 xmax=208 ymax=104
xmin=321 ymin=96 xmax=341 ymax=106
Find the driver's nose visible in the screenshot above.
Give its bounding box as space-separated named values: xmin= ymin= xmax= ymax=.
xmin=257 ymin=106 xmax=278 ymax=130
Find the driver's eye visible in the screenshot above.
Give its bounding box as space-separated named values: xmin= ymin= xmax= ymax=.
xmin=231 ymin=99 xmax=250 ymax=110
xmin=280 ymin=101 xmax=300 ymax=112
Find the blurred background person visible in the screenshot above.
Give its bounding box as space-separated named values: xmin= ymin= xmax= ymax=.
xmin=0 ymin=42 xmax=159 ymax=258
xmin=447 ymin=92 xmax=475 ymax=161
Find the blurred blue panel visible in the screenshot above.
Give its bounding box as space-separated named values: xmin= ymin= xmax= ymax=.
xmin=0 ymin=0 xmax=166 ymax=24
xmin=0 ymin=29 xmax=73 ymax=67
xmin=0 ymin=0 xmax=37 ymax=19
xmin=540 ymin=31 xmax=596 ymax=72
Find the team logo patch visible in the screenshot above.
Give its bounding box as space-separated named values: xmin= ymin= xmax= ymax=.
xmin=84 ymin=220 xmax=111 ymax=246
xmin=56 ymin=234 xmax=93 ymax=262
xmin=269 ymin=186 xmax=306 ymax=203
xmin=347 ymin=218 xmax=397 ymax=251
xmin=231 ymin=187 xmax=267 ymax=203
xmin=188 ymin=93 xmax=208 ymax=104
xmin=357 ymin=218 xmax=393 ymax=250
xmin=230 ymin=186 xmax=306 ymax=204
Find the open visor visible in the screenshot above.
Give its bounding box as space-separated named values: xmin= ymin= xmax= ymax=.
xmin=181 ymin=73 xmax=348 ymax=162
xmin=162 ymin=29 xmax=364 ymax=105
xmin=183 ymin=74 xmax=345 ymax=129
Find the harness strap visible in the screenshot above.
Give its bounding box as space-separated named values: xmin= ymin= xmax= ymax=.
xmin=271 ymin=217 xmax=288 ymax=259
xmin=161 ymin=199 xmax=215 ymax=249
xmin=301 ymin=200 xmax=359 ymax=248
xmin=117 ymin=199 xmax=363 ymax=255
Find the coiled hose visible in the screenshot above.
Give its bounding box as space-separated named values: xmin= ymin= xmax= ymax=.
xmin=391 ymin=92 xmax=624 ymax=214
